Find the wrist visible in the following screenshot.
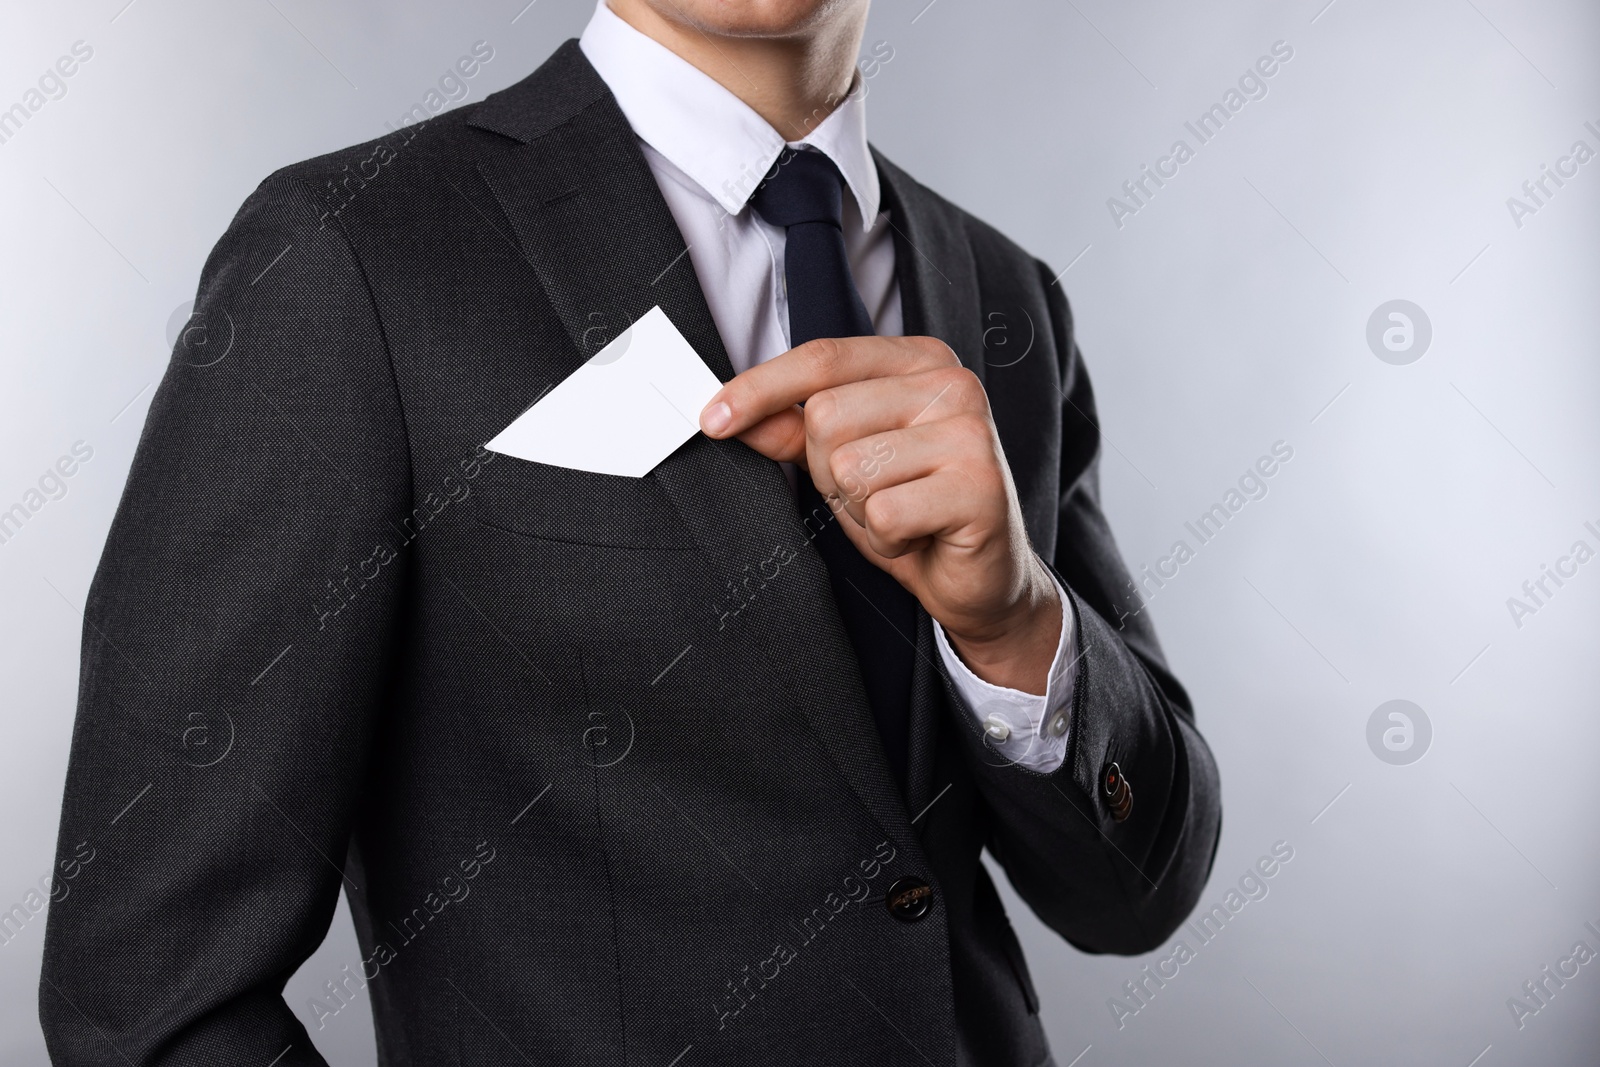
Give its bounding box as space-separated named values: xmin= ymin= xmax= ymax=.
xmin=944 ymin=565 xmax=1063 ymax=696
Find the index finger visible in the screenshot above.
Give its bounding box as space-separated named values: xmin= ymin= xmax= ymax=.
xmin=698 ymin=335 xmax=957 ymax=438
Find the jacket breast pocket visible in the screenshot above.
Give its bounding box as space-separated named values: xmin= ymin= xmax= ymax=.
xmin=471 ymin=456 xmax=697 ymax=550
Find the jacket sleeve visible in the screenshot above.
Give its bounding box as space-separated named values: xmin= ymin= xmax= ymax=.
xmin=946 ymin=261 xmax=1222 ymax=955
xmin=39 ymin=172 xmax=411 ymax=1065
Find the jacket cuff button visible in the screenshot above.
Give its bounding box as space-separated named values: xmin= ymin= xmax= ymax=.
xmin=1102 ymin=761 xmax=1133 ymax=822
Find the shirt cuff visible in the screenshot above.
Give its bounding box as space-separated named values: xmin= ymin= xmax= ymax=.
xmin=931 ymin=573 xmax=1078 ymax=774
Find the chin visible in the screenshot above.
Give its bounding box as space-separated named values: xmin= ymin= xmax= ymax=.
xmin=645 ymin=0 xmax=863 ymax=37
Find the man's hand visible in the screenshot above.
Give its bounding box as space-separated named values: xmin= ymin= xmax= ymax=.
xmin=699 ymin=335 xmax=1062 ymax=694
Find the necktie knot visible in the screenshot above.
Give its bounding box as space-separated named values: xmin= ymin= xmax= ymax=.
xmin=749 ymin=148 xmax=847 ymax=230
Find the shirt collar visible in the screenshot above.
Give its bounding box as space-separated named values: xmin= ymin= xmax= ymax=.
xmin=579 ymin=0 xmax=880 ymax=231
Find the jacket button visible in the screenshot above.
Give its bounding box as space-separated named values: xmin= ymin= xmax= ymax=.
xmin=885 ymin=876 xmax=934 ymax=922
xmin=1102 ymin=761 xmax=1133 ymax=822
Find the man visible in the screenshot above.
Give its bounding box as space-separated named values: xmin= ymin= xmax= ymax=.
xmin=41 ymin=1 xmax=1220 ymax=1063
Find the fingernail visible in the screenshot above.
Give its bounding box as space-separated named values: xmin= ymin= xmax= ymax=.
xmin=700 ymin=400 xmax=732 ymax=436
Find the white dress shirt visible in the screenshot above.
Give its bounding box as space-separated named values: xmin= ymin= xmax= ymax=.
xmin=580 ymin=0 xmax=1077 ymax=773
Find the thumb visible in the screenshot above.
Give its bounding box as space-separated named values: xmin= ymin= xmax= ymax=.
xmin=729 ymin=406 xmax=807 ymax=467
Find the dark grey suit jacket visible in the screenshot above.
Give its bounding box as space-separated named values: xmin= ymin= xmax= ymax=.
xmin=41 ymin=40 xmax=1220 ymax=1067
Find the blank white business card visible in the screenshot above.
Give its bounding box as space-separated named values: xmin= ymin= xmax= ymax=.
xmin=486 ymin=306 xmax=724 ymax=478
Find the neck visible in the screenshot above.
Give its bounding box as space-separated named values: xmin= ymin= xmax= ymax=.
xmin=605 ymin=0 xmax=867 ymax=140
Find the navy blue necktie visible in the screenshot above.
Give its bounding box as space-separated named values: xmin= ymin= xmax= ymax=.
xmin=750 ymin=148 xmax=918 ymax=789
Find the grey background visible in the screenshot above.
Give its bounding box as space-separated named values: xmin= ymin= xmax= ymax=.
xmin=2 ymin=0 xmax=1597 ymax=1063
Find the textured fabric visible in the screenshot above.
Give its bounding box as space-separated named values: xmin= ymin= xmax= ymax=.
xmin=580 ymin=2 xmax=1075 ymax=771
xmin=750 ymin=146 xmax=917 ymax=788
xmin=40 ymin=39 xmax=1221 ymax=1067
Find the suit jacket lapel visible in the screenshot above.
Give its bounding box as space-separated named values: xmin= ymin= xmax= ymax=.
xmin=875 ymin=153 xmax=986 ymax=826
xmin=874 ymin=151 xmax=986 ymax=384
xmin=466 ymin=42 xmax=924 ymax=859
